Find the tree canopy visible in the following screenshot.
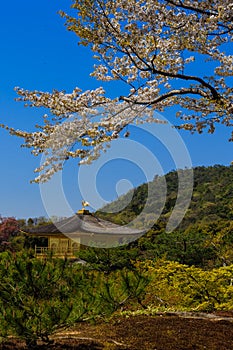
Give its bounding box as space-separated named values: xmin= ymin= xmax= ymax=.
xmin=97 ymin=165 xmax=233 ymax=267
xmin=3 ymin=0 xmax=233 ymax=182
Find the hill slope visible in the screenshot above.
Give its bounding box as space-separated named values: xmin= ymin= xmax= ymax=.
xmin=97 ymin=165 xmax=233 ymax=226
xmin=96 ymin=165 xmax=233 ymax=267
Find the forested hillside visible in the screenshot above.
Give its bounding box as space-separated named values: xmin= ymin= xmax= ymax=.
xmin=96 ymin=165 xmax=233 ymax=268
xmin=1 ymin=165 xmax=233 ymax=347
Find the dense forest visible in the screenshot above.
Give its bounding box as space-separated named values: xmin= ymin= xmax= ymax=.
xmin=96 ymin=165 xmax=233 ymax=268
xmin=1 ymin=165 xmax=233 ymax=269
xmin=1 ymin=165 xmax=233 ymax=348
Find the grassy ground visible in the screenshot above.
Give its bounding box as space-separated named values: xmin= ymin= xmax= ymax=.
xmin=1 ymin=312 xmax=233 ymax=349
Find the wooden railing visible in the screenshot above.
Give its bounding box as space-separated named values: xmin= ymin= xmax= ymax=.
xmin=35 ymin=246 xmax=79 ymax=258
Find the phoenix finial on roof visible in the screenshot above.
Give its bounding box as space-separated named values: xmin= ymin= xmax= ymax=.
xmin=81 ymin=200 xmax=90 ymax=209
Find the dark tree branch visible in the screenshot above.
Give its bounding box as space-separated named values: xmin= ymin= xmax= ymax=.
xmin=120 ymin=87 xmax=208 ymax=105
xmin=166 ymin=0 xmax=218 ymax=16
xmin=150 ymin=68 xmax=221 ymax=100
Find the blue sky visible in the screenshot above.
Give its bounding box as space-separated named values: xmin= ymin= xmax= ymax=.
xmin=0 ymin=0 xmax=232 ymax=219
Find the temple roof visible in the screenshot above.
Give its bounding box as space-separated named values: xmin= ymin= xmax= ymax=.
xmin=26 ymin=212 xmax=142 ymax=237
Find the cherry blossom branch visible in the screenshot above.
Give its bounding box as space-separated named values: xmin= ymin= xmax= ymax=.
xmin=120 ymin=88 xmax=208 ymax=105
xmin=166 ymin=0 xmax=218 ymax=16
xmin=149 ymin=68 xmax=221 ymax=101
xmin=3 ymin=0 xmax=232 ymax=182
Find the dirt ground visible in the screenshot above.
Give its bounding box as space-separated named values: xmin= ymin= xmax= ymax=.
xmin=1 ymin=312 xmax=233 ymax=350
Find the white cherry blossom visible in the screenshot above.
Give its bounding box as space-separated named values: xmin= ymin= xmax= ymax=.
xmin=3 ymin=0 xmax=233 ymax=182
